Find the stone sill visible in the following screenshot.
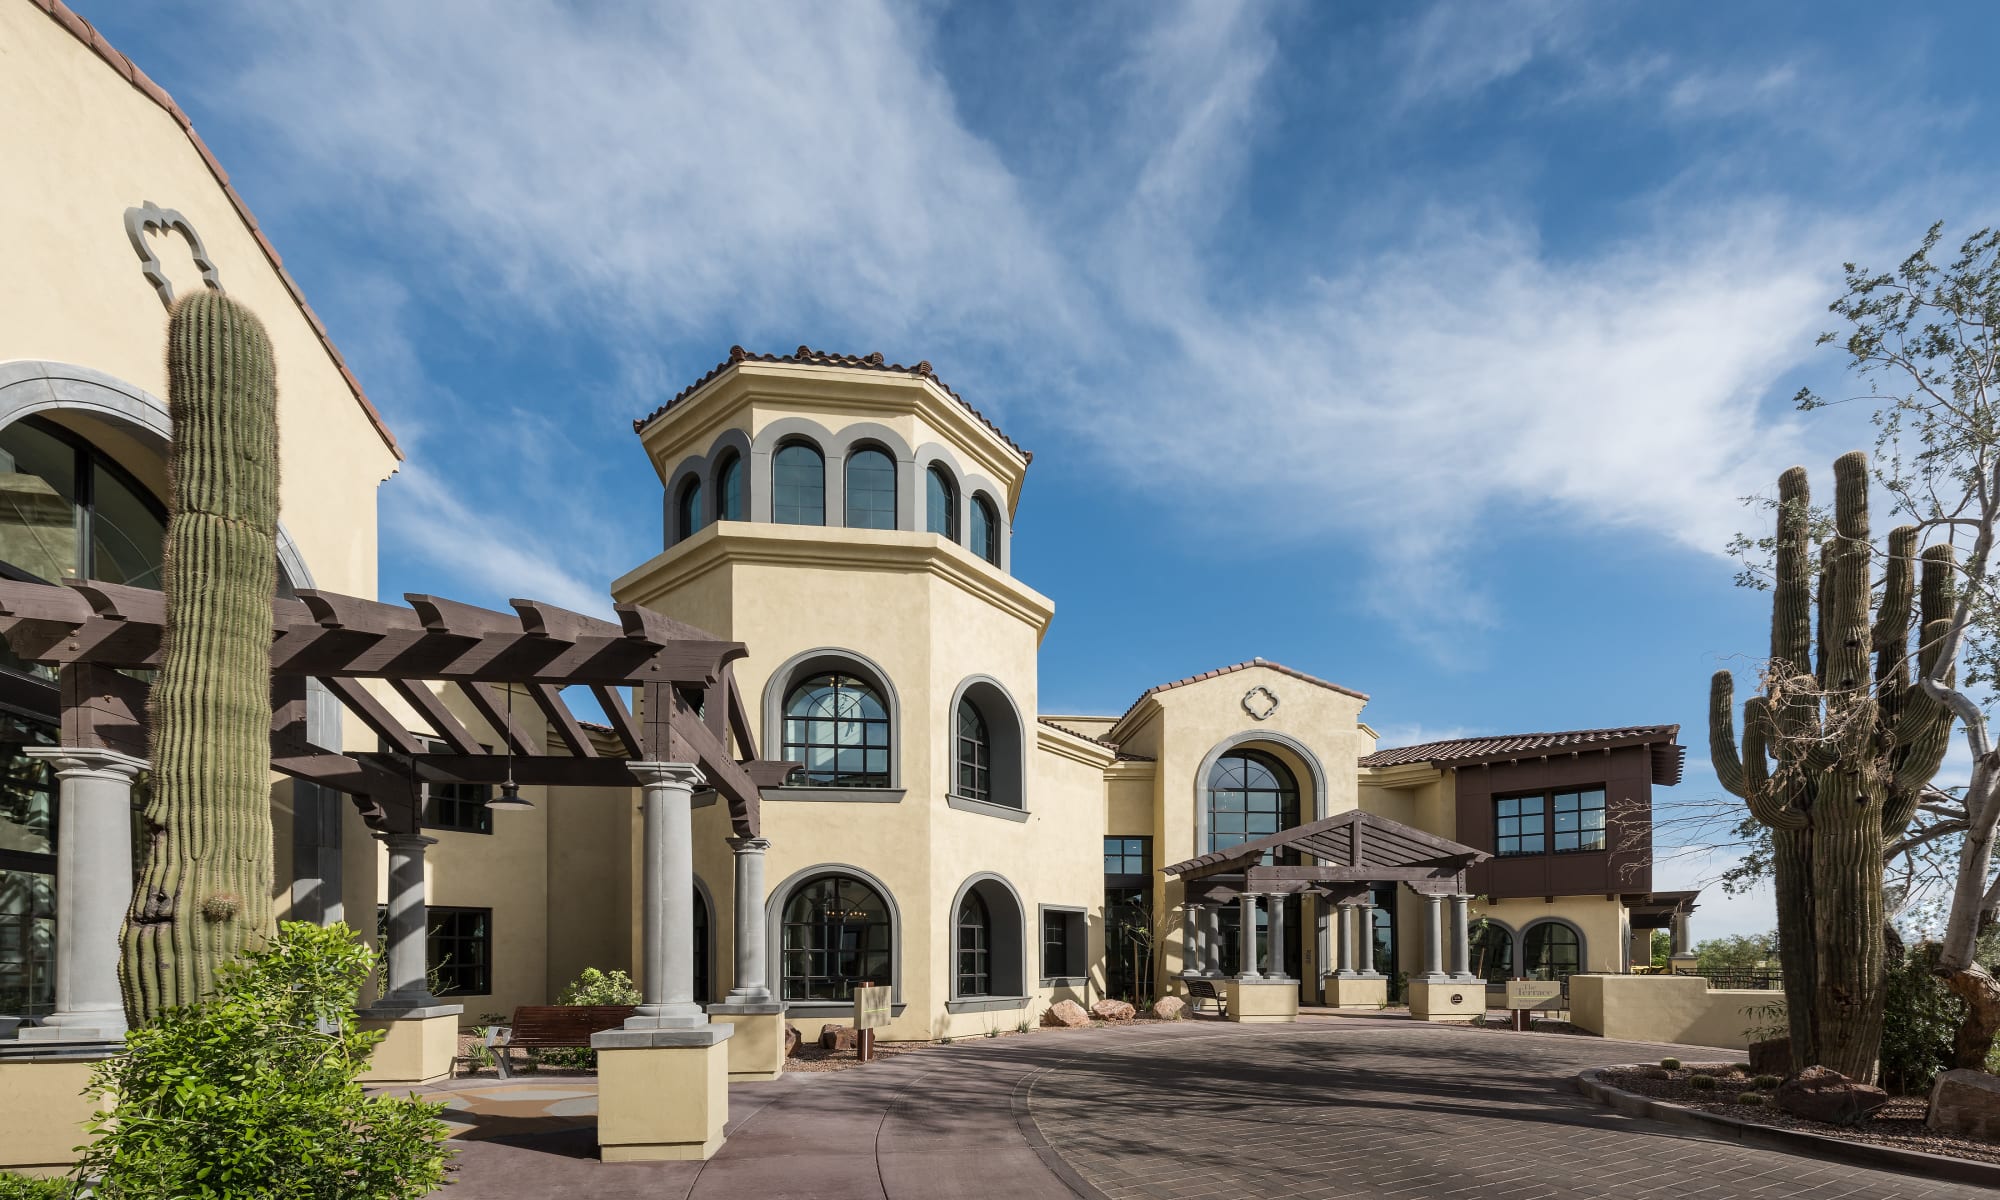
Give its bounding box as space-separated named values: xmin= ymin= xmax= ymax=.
xmin=946 ymin=794 xmax=1029 ymax=823
xmin=944 ymin=995 xmax=1030 ymax=1014
xmin=765 ymin=787 xmax=906 ymax=804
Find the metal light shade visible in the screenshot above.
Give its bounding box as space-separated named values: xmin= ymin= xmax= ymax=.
xmin=487 ymin=780 xmax=534 ymax=811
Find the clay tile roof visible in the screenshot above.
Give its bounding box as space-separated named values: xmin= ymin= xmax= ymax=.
xmin=1110 ymin=658 xmax=1368 ymax=733
xmin=36 ymin=0 xmax=401 ymax=460
xmin=1360 ymin=725 xmax=1685 ymax=786
xmin=633 ymin=346 xmax=1030 ymax=462
xmin=1036 ymin=716 xmax=1152 ymax=760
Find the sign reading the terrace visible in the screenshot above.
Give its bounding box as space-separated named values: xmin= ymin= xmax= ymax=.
xmin=1505 ymin=979 xmax=1564 ymax=1010
xmin=853 ymin=982 xmax=891 ymax=1030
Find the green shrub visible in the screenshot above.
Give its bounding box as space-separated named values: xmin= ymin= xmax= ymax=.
xmin=1879 ymin=940 xmax=1963 ymax=1096
xmin=1732 ymin=1062 xmax=1752 ymax=1072
xmin=75 ymin=922 xmax=451 ymax=1199
xmin=1689 ymin=1074 xmax=1716 ymax=1090
xmin=1660 ymin=1057 xmax=1682 ymax=1070
xmin=538 ymin=967 xmax=644 ymax=1069
xmin=0 ymin=1173 xmax=71 ymax=1199
xmin=1754 ymin=1073 xmax=1782 ymax=1089
xmin=1736 ymin=1092 xmax=1767 ymax=1106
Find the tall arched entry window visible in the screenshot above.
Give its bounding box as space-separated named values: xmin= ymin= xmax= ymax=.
xmin=925 ymin=465 xmax=957 ymax=540
xmin=782 ymin=674 xmax=890 ymax=788
xmin=1522 ymin=921 xmax=1581 ymax=982
xmin=1469 ymin=918 xmax=1513 ymax=984
xmin=956 ymin=890 xmax=990 ymax=996
xmin=674 ymin=478 xmax=703 ymax=541
xmin=713 ymin=451 xmax=744 ymax=522
xmin=1209 ymin=749 xmax=1300 ymax=977
xmin=845 ymin=447 xmax=896 ymax=530
xmin=780 ymin=874 xmax=891 ymax=1001
xmin=772 ymin=441 xmax=826 ymax=526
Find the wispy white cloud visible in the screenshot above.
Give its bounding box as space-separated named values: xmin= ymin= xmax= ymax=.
xmin=1389 ymin=0 xmax=1583 ymax=104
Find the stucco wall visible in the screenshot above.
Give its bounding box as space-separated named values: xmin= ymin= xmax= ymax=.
xmin=1569 ymin=973 xmax=1781 ymax=1051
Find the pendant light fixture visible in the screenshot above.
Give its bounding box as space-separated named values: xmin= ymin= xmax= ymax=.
xmin=486 ymin=683 xmax=534 ymax=811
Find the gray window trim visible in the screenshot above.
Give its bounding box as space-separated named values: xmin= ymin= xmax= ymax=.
xmin=946 ymin=793 xmax=1030 ymax=823
xmin=1519 ymin=916 xmax=1588 ymax=975
xmin=764 ymin=862 xmax=904 ymax=1004
xmin=946 ymin=674 xmax=1026 ymax=817
xmin=1037 ymin=903 xmax=1088 ymax=986
xmin=944 ymin=995 xmax=1029 ymax=1015
xmin=767 ymin=786 xmax=905 ymax=804
xmin=761 ymin=646 xmax=902 ymax=791
xmin=948 ymin=871 xmax=1027 ymax=1002
xmin=786 ymin=1000 xmax=910 ymax=1018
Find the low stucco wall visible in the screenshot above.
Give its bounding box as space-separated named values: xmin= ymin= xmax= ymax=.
xmin=1569 ymin=973 xmax=1782 ymax=1051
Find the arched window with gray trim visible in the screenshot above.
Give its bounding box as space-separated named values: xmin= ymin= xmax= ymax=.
xmin=970 ymin=494 xmax=1000 ymax=565
xmin=782 ymin=673 xmax=890 ymax=788
xmin=1207 ymin=749 xmax=1299 ymax=859
xmin=926 ymin=464 xmax=957 ymax=540
xmin=780 ymin=873 xmax=891 ymax=1002
xmin=947 ymin=677 xmax=1025 ymax=815
xmin=845 ymin=446 xmax=896 ymax=530
xmin=1469 ymin=918 xmax=1514 ymax=984
xmin=674 ymin=477 xmax=703 ymax=542
xmin=714 ymin=451 xmax=744 ymax=522
xmin=773 ymin=440 xmax=825 ymax=526
xmin=955 ymin=698 xmax=990 ymax=803
xmin=947 ymin=874 xmax=1026 ymax=1006
xmin=1522 ymin=920 xmax=1582 ymax=982
xmin=956 ymin=890 xmax=991 ymax=996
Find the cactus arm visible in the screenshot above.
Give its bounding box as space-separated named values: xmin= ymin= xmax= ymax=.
xmin=1742 ymin=697 xmax=1803 ymax=830
xmin=1772 ymin=466 xmax=1814 ymax=679
xmin=1874 ymin=525 xmax=1918 ymax=704
xmin=1710 ymin=671 xmax=1748 ymax=798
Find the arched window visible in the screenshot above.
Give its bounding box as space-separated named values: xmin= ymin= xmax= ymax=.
xmin=693 ymin=886 xmax=710 ymax=1004
xmin=781 ymin=874 xmax=891 ymax=1001
xmin=969 ymin=494 xmax=1000 ymax=565
xmin=1469 ymin=919 xmax=1514 ymax=983
xmin=926 ymin=465 xmax=958 ymax=540
xmin=714 ymin=451 xmax=744 ymax=522
xmin=1522 ymin=922 xmax=1581 ymax=982
xmin=956 ymin=890 xmax=991 ymax=996
xmin=1207 ymin=749 xmax=1299 ymax=860
xmin=783 ymin=673 xmax=890 ymax=788
xmin=845 ymin=447 xmax=896 ymax=530
xmin=674 ymin=478 xmax=703 ymax=541
xmin=773 ymin=441 xmax=825 ymax=526
xmin=955 ymin=698 xmax=990 ymax=803
xmin=0 ymin=416 xmax=165 ymax=588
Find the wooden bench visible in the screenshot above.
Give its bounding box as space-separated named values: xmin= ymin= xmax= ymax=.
xmin=484 ymin=1005 xmax=635 ymax=1077
xmin=1184 ymin=977 xmax=1227 ymax=1018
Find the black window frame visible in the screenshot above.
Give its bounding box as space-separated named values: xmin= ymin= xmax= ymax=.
xmin=675 ymin=477 xmax=704 ymax=541
xmin=0 ymin=414 xmax=168 ymax=590
xmin=843 ymin=446 xmax=897 ymax=531
xmin=781 ymin=874 xmax=892 ymax=1003
xmin=772 ymin=440 xmax=826 ymax=526
xmin=1040 ymin=906 xmax=1087 ymax=983
xmin=1206 ymin=749 xmax=1299 ymax=862
xmin=1494 ymin=785 xmax=1608 ymax=856
xmin=781 ymin=672 xmax=891 ymax=789
xmin=425 ymin=905 xmax=493 ymax=996
xmin=925 ymin=464 xmax=958 ymax=541
xmin=1103 ymin=835 xmax=1151 ymax=879
xmin=1552 ymin=787 xmax=1608 ymax=854
xmin=969 ymin=494 xmax=1000 ymax=565
xmin=956 ymin=890 xmax=991 ymax=997
xmin=1522 ymin=920 xmax=1582 ymax=982
xmin=955 ymin=697 xmax=990 ymax=803
xmin=714 ymin=451 xmax=745 ymax=522
xmin=1493 ymin=792 xmax=1548 ymax=857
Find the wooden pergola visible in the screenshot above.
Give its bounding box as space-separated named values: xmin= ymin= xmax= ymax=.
xmin=1164 ymin=809 xmax=1489 ymax=903
xmin=0 ymin=578 xmax=798 ymax=835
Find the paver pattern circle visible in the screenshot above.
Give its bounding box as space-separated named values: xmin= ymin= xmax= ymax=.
xmin=1024 ymin=1019 xmax=1985 ymax=1200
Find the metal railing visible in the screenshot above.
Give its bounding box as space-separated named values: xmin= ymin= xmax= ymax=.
xmin=1673 ymin=967 xmax=1781 ymax=990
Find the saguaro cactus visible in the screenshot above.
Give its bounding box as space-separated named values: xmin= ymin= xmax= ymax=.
xmin=1710 ymin=451 xmax=1955 ymax=1080
xmin=121 ymin=290 xmax=281 ymax=1023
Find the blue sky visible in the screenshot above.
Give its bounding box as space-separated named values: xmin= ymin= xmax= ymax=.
xmin=79 ymin=0 xmax=2000 ymax=939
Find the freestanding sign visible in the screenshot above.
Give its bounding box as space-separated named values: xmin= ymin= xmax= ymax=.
xmin=1504 ymin=979 xmax=1564 ymax=1030
xmin=853 ymin=982 xmax=890 ymax=1062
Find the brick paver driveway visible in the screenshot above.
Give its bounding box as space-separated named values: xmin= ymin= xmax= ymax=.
xmin=434 ymin=1016 xmax=1983 ymax=1199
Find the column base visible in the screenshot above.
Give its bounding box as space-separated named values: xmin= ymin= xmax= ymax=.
xmin=1224 ymin=978 xmax=1300 ymax=1024
xmin=1407 ymin=980 xmax=1483 ymax=1023
xmin=0 ymin=1046 xmax=117 ymax=1174
xmin=707 ymin=1003 xmax=787 ymax=1081
xmin=592 ymin=1024 xmax=733 ymax=1162
xmin=1322 ymin=974 xmax=1389 ymax=1009
xmin=358 ymin=1005 xmax=463 ymax=1086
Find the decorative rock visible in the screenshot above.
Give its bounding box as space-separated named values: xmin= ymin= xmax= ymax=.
xmin=1151 ymin=996 xmax=1186 ymax=1021
xmin=1928 ymin=1069 xmax=2000 ymax=1140
xmin=818 ymin=1024 xmax=859 ymax=1051
xmin=1774 ymin=1065 xmax=1889 ymax=1127
xmin=1747 ymin=1037 xmax=1790 ymax=1077
xmin=784 ymin=1024 xmax=803 ymax=1057
xmin=1090 ymin=999 xmax=1137 ymax=1022
xmin=1041 ymin=1000 xmax=1090 ymax=1029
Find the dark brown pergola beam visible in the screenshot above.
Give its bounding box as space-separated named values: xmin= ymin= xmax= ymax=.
xmin=388 ymin=677 xmax=483 ymax=755
xmin=319 ymin=676 xmax=426 ymax=757
xmin=592 ymin=684 xmax=645 ymax=758
xmin=531 ymin=683 xmax=597 ymax=758
xmin=457 ymin=680 xmax=539 ymax=756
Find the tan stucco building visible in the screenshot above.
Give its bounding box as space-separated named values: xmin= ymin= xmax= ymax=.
xmin=0 ymin=0 xmax=1700 ymax=1089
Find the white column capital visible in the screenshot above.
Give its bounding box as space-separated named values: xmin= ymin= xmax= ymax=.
xmin=631 ymin=761 xmax=706 ymax=789
xmin=726 ymin=836 xmax=772 ymax=854
xmin=374 ymin=832 xmax=439 ymax=852
xmin=23 ymin=745 xmax=148 ymax=782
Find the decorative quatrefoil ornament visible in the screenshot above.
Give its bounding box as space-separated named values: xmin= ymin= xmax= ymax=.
xmin=1241 ymin=685 xmax=1279 ymax=721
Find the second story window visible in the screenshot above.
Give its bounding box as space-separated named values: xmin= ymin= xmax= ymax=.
xmin=773 ymin=441 xmax=826 ymax=526
xmin=1494 ymin=794 xmax=1545 ymax=856
xmin=1495 ymin=786 xmax=1608 ymax=856
xmin=845 ymin=448 xmax=896 ymax=530
xmin=1553 ymin=788 xmax=1607 ymax=852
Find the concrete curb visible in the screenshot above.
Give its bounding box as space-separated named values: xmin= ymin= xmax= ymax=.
xmin=1571 ymin=1067 xmax=2000 ymax=1189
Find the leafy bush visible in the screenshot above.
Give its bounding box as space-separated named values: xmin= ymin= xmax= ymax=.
xmin=0 ymin=1173 xmax=70 ymax=1199
xmin=75 ymin=922 xmax=451 ymax=1199
xmin=1880 ymin=940 xmax=1963 ymax=1096
xmin=1660 ymin=1057 xmax=1682 ymax=1070
xmin=540 ymin=967 xmax=645 ymax=1068
xmin=1689 ymin=1074 xmax=1716 ymax=1090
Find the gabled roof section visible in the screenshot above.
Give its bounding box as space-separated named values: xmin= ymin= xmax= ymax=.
xmin=1036 ymin=716 xmax=1154 ymax=762
xmin=633 ymin=346 xmax=1030 ymax=462
xmin=1110 ymin=657 xmax=1367 ymax=736
xmin=1162 ymin=809 xmax=1487 ymax=879
xmin=1360 ymin=725 xmax=1685 ymax=786
xmin=34 ymin=0 xmax=402 ymax=461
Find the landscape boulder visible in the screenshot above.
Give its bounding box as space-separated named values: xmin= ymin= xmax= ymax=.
xmin=1774 ymin=1066 xmax=1889 ymax=1127
xmin=1090 ymin=999 xmax=1137 ymax=1022
xmin=1151 ymin=996 xmax=1186 ymax=1021
xmin=1042 ymin=1000 xmax=1090 ymax=1029
xmin=818 ymin=1024 xmax=860 ymax=1051
xmin=1928 ymin=1069 xmax=2000 ymax=1141
xmin=784 ymin=1024 xmax=803 ymax=1057
xmin=1746 ymin=1037 xmax=1789 ymax=1077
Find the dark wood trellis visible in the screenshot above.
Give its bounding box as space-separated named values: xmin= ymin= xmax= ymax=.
xmin=1163 ymin=809 xmax=1489 ymax=904
xmin=0 ymin=578 xmax=796 ymax=836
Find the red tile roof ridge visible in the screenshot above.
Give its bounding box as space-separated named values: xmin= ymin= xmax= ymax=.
xmin=1359 ymin=725 xmax=1682 ymax=768
xmin=633 ymin=346 xmax=1030 ymax=462
xmin=1036 ymin=716 xmax=1121 ymax=750
xmin=38 ymin=0 xmax=402 ymax=460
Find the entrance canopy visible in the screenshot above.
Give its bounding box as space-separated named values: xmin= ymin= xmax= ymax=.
xmin=0 ymin=578 xmax=798 ymax=837
xmin=1163 ymin=808 xmax=1490 ymax=902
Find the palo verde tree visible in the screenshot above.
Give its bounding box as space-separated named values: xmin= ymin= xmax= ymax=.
xmin=121 ymin=290 xmax=282 ymax=1023
xmin=1710 ymin=450 xmax=1956 ymax=1079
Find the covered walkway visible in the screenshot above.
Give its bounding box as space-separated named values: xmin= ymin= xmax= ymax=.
xmin=425 ymin=1018 xmax=1979 ymax=1200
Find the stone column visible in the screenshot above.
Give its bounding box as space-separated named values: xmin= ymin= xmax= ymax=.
xmin=1236 ymin=892 xmax=1262 ymax=980
xmin=1334 ymin=904 xmax=1357 ymax=978
xmin=17 ymin=748 xmax=145 ymax=1046
xmin=1356 ymin=894 xmax=1381 ymax=977
xmin=724 ymin=837 xmax=772 ymax=1002
xmin=1670 ymin=909 xmax=1692 ymax=957
xmin=377 ymin=832 xmax=441 ymax=1007
xmin=1202 ymin=906 xmax=1223 ymax=975
xmin=1267 ymin=894 xmax=1289 ymax=980
xmin=1449 ymin=894 xmax=1477 ymax=982
xmin=628 ymin=762 xmax=708 ymax=1029
xmin=1419 ymin=892 xmax=1448 ymax=983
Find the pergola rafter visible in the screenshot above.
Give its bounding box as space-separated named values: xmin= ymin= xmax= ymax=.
xmin=0 ymin=577 xmax=797 ymax=838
